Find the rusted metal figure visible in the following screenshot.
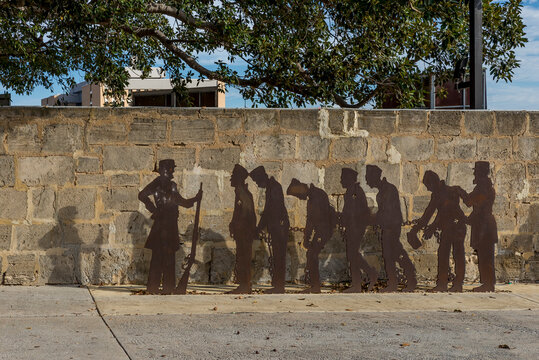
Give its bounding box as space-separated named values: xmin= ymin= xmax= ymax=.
xmin=227 ymin=164 xmax=257 ymax=294
xmin=457 ymin=161 xmax=497 ymax=292
xmin=138 ymin=159 xmax=202 ymax=294
xmin=366 ymin=165 xmax=417 ymax=292
xmin=250 ymin=166 xmax=290 ymax=294
xmin=340 ymin=168 xmax=378 ymax=292
xmin=411 ymin=171 xmax=466 ymax=292
xmin=287 ymin=178 xmax=336 ymax=293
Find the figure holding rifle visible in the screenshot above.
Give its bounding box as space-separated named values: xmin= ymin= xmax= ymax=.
xmin=138 ymin=159 xmax=202 ymax=295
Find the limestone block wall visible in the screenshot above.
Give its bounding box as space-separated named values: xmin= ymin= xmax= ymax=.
xmin=0 ymin=107 xmax=537 ymax=285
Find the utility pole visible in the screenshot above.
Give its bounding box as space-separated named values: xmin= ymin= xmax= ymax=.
xmin=469 ymin=0 xmax=485 ymax=109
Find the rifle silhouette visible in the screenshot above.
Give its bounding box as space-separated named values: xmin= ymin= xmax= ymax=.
xmin=175 ymin=183 xmax=203 ymax=294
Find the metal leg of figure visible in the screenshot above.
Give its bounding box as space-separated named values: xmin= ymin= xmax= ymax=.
xmin=449 ymin=238 xmax=465 ymax=292
xmin=303 ymin=245 xmax=321 ymax=293
xmin=266 ymin=229 xmax=287 ymax=294
xmin=380 ymin=228 xmax=399 ymax=292
xmin=161 ymin=251 xmax=176 ymax=294
xmin=147 ymin=250 xmax=164 ymax=294
xmin=474 ymin=243 xmax=495 ymax=292
xmin=229 ymin=239 xmax=252 ymax=294
xmin=432 ymin=236 xmax=451 ymax=292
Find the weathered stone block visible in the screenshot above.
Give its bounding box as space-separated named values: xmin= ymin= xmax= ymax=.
xmin=496 ymin=254 xmax=524 ymax=281
xmin=244 ymin=110 xmax=278 ymax=131
xmin=282 ymin=162 xmax=320 ymax=190
xmin=199 ymin=147 xmax=241 ymax=171
xmin=76 ymin=156 xmax=100 ymax=173
xmin=436 ymin=137 xmax=476 ymax=160
xmin=447 ymin=162 xmax=475 ymax=192
xmin=32 ymin=187 xmax=56 ymax=219
xmin=4 ymin=254 xmax=36 ymax=285
xmin=323 ymin=163 xmax=360 ymax=195
xmin=477 ymin=138 xmax=512 ymax=160
xmin=156 ymin=147 xmax=196 ymax=170
xmin=42 ymin=124 xmax=83 ymax=153
xmin=111 ymin=174 xmax=139 ymax=186
xmin=87 ymin=122 xmax=127 ymax=144
xmin=298 ymin=136 xmax=330 ymax=161
xmin=464 ymin=111 xmax=494 ymax=135
xmin=496 ymin=163 xmax=527 ymax=200
xmin=79 ymin=248 xmax=131 ymax=284
xmin=368 ymin=138 xmax=388 ymax=162
xmin=496 ymin=111 xmax=527 ymax=135
xmin=499 ymin=234 xmax=534 ymax=253
xmin=128 ymin=117 xmax=167 ymax=144
xmin=251 ymin=134 xmax=296 ymax=160
xmin=76 ymin=174 xmax=107 ymax=186
xmin=125 ymin=248 xmax=152 ymax=284
xmin=530 ymin=112 xmax=539 ymax=135
xmin=428 ymin=111 xmax=462 ymax=135
xmin=57 ymin=188 xmax=96 ymax=219
xmin=356 ymin=110 xmax=397 ymax=135
xmin=331 ymin=137 xmax=368 ymax=160
xmin=411 ymin=253 xmax=439 ymax=281
xmin=103 ymin=146 xmax=154 ymax=171
xmin=183 ymin=173 xmax=221 ymax=211
xmin=6 ymin=123 xmax=41 ymax=153
xmin=0 ymin=155 xmax=15 ymax=186
xmin=402 ymin=163 xmax=420 ymax=194
xmin=16 ymin=224 xmax=59 ymax=250
xmin=412 ymin=195 xmax=431 ymax=214
xmin=398 ymin=110 xmax=428 ymax=134
xmin=56 ymin=222 xmax=106 ymax=246
xmin=280 ymin=109 xmax=319 ymax=132
xmin=210 ymin=246 xmax=236 ymax=284
xmin=217 ymin=116 xmax=242 ymax=131
xmin=38 ymin=253 xmax=76 ymax=284
xmin=0 ymin=188 xmax=27 ymax=219
xmin=102 ymin=187 xmax=139 ymax=211
xmin=113 ymin=211 xmax=151 ymax=247
xmin=528 ymin=163 xmax=539 ymax=178
xmin=390 ymin=136 xmax=434 ymax=161
xmin=19 ymin=156 xmax=75 ymax=186
xmin=327 ymin=109 xmax=346 ymax=135
xmin=516 ymin=203 xmax=539 ymax=234
xmin=515 ymin=137 xmax=539 ymax=161
xmin=0 ymin=225 xmax=11 ymax=250
xmin=171 ymin=118 xmax=215 ymax=143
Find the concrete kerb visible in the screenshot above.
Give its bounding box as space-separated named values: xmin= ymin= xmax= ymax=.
xmin=87 ymin=284 xmax=539 ymax=316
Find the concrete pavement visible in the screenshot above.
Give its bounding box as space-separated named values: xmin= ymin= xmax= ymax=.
xmin=1 ymin=284 xmax=538 ymax=359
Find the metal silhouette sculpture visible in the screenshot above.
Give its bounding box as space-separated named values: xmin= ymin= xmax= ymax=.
xmin=287 ymin=178 xmax=336 ymax=293
xmin=410 ymin=171 xmax=467 ymax=292
xmin=138 ymin=159 xmax=202 ymax=294
xmin=250 ymin=166 xmax=290 ymax=294
xmin=227 ymin=164 xmax=257 ymax=294
xmin=457 ymin=161 xmax=497 ymax=292
xmin=340 ymin=168 xmax=378 ymax=292
xmin=366 ymin=165 xmax=417 ymax=292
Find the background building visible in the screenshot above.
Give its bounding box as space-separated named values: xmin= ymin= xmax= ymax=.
xmin=41 ymin=68 xmax=225 ymax=107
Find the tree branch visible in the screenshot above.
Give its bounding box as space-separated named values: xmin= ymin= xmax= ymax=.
xmin=146 ymin=3 xmax=217 ymax=31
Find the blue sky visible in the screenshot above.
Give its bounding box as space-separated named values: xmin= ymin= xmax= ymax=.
xmin=3 ymin=1 xmax=538 ymax=110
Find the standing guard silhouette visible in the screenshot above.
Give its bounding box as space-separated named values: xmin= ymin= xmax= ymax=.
xmin=366 ymin=165 xmax=417 ymax=292
xmin=411 ymin=171 xmax=467 ymax=292
xmin=250 ymin=166 xmax=290 ymax=294
xmin=228 ymin=164 xmax=257 ymax=294
xmin=457 ymin=161 xmax=498 ymax=292
xmin=340 ymin=168 xmax=378 ymax=292
xmin=287 ymin=178 xmax=336 ymax=293
xmin=138 ymin=159 xmax=202 ymax=294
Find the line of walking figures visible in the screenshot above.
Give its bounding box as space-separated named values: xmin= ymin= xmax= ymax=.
xmin=139 ymin=159 xmax=497 ymax=295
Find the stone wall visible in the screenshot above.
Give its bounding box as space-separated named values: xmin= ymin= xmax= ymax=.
xmin=0 ymin=107 xmax=537 ymax=285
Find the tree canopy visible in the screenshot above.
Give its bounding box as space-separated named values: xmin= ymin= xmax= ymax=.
xmin=0 ymin=0 xmax=527 ymax=108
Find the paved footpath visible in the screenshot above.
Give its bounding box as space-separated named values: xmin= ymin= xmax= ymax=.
xmin=1 ymin=284 xmax=538 ymax=359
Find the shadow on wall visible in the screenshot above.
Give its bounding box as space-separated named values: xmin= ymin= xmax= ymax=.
xmin=39 ymin=206 xmax=105 ymax=284
xmin=497 ymin=203 xmax=538 ymax=282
